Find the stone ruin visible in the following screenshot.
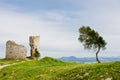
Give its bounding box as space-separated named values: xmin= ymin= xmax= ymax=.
xmin=5 ymin=36 xmax=40 ymax=59
xmin=6 ymin=40 xmax=27 ymax=59
xmin=29 ymin=36 xmax=40 ymax=58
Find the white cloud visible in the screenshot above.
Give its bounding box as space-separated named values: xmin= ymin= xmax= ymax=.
xmin=0 ymin=0 xmax=120 ymax=58
xmin=0 ymin=4 xmax=82 ymax=58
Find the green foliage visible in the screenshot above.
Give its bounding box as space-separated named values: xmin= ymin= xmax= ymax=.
xmin=34 ymin=48 xmax=40 ymax=59
xmin=78 ymin=26 xmax=107 ymax=50
xmin=78 ymin=26 xmax=107 ymax=63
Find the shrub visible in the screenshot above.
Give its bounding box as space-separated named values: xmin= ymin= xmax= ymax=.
xmin=34 ymin=48 xmax=40 ymax=60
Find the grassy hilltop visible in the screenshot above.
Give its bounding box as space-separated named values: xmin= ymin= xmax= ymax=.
xmin=0 ymin=57 xmax=120 ymax=80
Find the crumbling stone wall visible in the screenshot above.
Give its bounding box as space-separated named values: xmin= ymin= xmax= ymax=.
xmin=6 ymin=40 xmax=27 ymax=59
xmin=29 ymin=36 xmax=40 ymax=58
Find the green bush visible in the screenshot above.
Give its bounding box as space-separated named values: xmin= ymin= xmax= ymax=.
xmin=34 ymin=48 xmax=40 ymax=60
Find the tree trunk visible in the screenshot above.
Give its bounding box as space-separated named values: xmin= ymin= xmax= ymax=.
xmin=96 ymin=47 xmax=101 ymax=63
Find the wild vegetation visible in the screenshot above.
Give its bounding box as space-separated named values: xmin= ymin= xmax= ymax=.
xmin=0 ymin=57 xmax=120 ymax=80
xmin=0 ymin=59 xmax=24 ymax=66
xmin=78 ymin=26 xmax=107 ymax=63
xmin=34 ymin=48 xmax=40 ymax=60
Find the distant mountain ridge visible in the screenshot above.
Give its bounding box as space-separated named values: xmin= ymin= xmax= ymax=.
xmin=58 ymin=56 xmax=120 ymax=63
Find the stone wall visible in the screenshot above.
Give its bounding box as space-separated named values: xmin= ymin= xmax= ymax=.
xmin=6 ymin=40 xmax=27 ymax=59
xmin=29 ymin=36 xmax=40 ymax=58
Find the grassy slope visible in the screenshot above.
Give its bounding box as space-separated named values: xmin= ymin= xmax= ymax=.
xmin=57 ymin=62 xmax=120 ymax=80
xmin=0 ymin=57 xmax=120 ymax=80
xmin=0 ymin=59 xmax=24 ymax=66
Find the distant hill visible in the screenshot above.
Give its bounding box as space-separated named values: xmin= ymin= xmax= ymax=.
xmin=58 ymin=56 xmax=120 ymax=63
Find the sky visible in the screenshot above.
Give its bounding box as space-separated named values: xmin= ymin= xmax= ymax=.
xmin=0 ymin=0 xmax=120 ymax=58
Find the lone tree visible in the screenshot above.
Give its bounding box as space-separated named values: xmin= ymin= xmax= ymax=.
xmin=78 ymin=26 xmax=107 ymax=63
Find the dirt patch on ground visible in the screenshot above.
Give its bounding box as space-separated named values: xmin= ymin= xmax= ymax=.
xmin=0 ymin=61 xmax=24 ymax=70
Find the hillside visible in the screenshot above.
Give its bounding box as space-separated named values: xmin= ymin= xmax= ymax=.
xmin=0 ymin=57 xmax=120 ymax=80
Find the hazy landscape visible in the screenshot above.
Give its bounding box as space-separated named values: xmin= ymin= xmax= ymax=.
xmin=59 ymin=56 xmax=120 ymax=63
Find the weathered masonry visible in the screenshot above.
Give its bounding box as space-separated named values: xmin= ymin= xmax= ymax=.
xmin=29 ymin=36 xmax=40 ymax=58
xmin=6 ymin=40 xmax=27 ymax=59
xmin=5 ymin=36 xmax=40 ymax=59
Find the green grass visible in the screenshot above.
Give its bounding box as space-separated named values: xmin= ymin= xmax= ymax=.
xmin=0 ymin=59 xmax=24 ymax=66
xmin=57 ymin=62 xmax=120 ymax=80
xmin=0 ymin=57 xmax=120 ymax=80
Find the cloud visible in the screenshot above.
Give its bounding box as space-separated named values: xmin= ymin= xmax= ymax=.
xmin=0 ymin=0 xmax=120 ymax=58
xmin=0 ymin=3 xmax=82 ymax=58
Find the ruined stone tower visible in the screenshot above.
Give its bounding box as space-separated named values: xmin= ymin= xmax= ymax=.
xmin=6 ymin=40 xmax=27 ymax=59
xmin=29 ymin=36 xmax=40 ymax=58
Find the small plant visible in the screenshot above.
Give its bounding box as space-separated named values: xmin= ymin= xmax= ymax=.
xmin=34 ymin=48 xmax=40 ymax=60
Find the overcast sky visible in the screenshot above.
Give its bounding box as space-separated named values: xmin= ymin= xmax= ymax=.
xmin=0 ymin=0 xmax=120 ymax=58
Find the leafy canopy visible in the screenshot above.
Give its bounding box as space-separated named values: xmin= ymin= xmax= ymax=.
xmin=78 ymin=26 xmax=107 ymax=50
